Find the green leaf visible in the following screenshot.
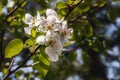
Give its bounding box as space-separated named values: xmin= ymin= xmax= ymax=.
xmin=82 ymin=50 xmax=90 ymax=65
xmin=91 ymin=39 xmax=108 ymax=53
xmin=3 ymin=68 xmax=8 ymax=74
xmin=56 ymin=1 xmax=66 ymax=9
xmin=107 ymin=8 xmax=120 ymax=22
xmin=0 ymin=3 xmax=2 ymax=15
xmin=65 ymin=52 xmax=77 ymax=62
xmin=2 ymin=0 xmax=8 ymax=6
xmin=91 ymin=17 xmax=103 ymax=27
xmin=31 ymin=27 xmax=36 ymax=37
xmin=72 ymin=22 xmax=82 ymax=43
xmin=5 ymin=39 xmax=24 ymax=58
xmin=83 ymin=25 xmax=93 ymax=37
xmin=78 ymin=1 xmax=90 ymax=13
xmin=67 ymin=0 xmax=80 ymax=5
xmin=25 ymin=39 xmax=35 ymax=47
xmin=33 ymin=54 xmax=50 ymax=78
xmin=57 ymin=9 xmax=67 ymax=18
xmin=33 ymin=47 xmax=50 ymax=78
xmin=15 ymin=71 xmax=24 ymax=78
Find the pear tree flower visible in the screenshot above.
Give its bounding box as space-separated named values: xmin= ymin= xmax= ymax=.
xmin=24 ymin=12 xmax=46 ymax=34
xmin=24 ymin=13 xmax=40 ymax=27
xmin=24 ymin=9 xmax=73 ymax=62
xmin=60 ymin=21 xmax=73 ymax=44
xmin=46 ymin=9 xmax=61 ymax=32
xmin=45 ymin=33 xmax=63 ymax=62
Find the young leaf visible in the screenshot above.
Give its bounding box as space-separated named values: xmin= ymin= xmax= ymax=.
xmin=5 ymin=39 xmax=24 ymax=58
xmin=0 ymin=3 xmax=2 ymax=15
xmin=33 ymin=47 xmax=50 ymax=78
xmin=107 ymin=8 xmax=120 ymax=22
xmin=25 ymin=39 xmax=35 ymax=47
xmin=83 ymin=25 xmax=93 ymax=37
xmin=31 ymin=27 xmax=36 ymax=37
xmin=67 ymin=0 xmax=80 ymax=5
xmin=33 ymin=54 xmax=50 ymax=78
xmin=56 ymin=1 xmax=66 ymax=9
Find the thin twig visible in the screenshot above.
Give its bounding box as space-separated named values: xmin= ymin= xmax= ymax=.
xmin=69 ymin=5 xmax=101 ymax=23
xmin=64 ymin=46 xmax=80 ymax=53
xmin=64 ymin=0 xmax=83 ymax=20
xmin=23 ymin=61 xmax=39 ymax=67
xmin=0 ymin=29 xmax=6 ymax=69
xmin=8 ymin=59 xmax=15 ymax=72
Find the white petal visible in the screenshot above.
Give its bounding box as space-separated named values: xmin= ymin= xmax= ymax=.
xmin=39 ymin=16 xmax=46 ymax=25
xmin=46 ymin=30 xmax=52 ymax=42
xmin=7 ymin=0 xmax=15 ymax=8
xmin=60 ymin=17 xmax=64 ymax=22
xmin=53 ymin=23 xmax=61 ymax=31
xmin=45 ymin=46 xmax=59 ymax=62
xmin=46 ymin=9 xmax=57 ymax=16
xmin=24 ymin=27 xmax=31 ymax=34
xmin=34 ymin=21 xmax=40 ymax=26
xmin=37 ymin=11 xmax=41 ymax=20
xmin=54 ymin=40 xmax=63 ymax=55
xmin=46 ymin=15 xmax=57 ymax=25
xmin=37 ymin=26 xmax=45 ymax=32
xmin=24 ymin=13 xmax=33 ymax=24
xmin=62 ymin=21 xmax=67 ymax=31
xmin=36 ymin=35 xmax=46 ymax=45
xmin=67 ymin=28 xmax=73 ymax=34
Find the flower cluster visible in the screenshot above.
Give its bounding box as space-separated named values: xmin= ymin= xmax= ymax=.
xmin=24 ymin=9 xmax=73 ymax=62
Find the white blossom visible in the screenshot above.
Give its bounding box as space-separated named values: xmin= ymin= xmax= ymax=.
xmin=24 ymin=9 xmax=73 ymax=62
xmin=62 ymin=28 xmax=73 ymax=44
xmin=45 ymin=35 xmax=63 ymax=61
xmin=45 ymin=31 xmax=63 ymax=61
xmin=24 ymin=13 xmax=45 ymax=34
xmin=46 ymin=9 xmax=61 ymax=31
xmin=7 ymin=0 xmax=15 ymax=8
xmin=36 ymin=35 xmax=46 ymax=45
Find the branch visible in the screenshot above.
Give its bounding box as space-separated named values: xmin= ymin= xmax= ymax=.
xmin=63 ymin=43 xmax=88 ymax=54
xmin=2 ymin=45 xmax=41 ymax=80
xmin=64 ymin=0 xmax=83 ymax=20
xmin=0 ymin=29 xmax=6 ymax=68
xmin=8 ymin=59 xmax=15 ymax=72
xmin=68 ymin=4 xmax=109 ymax=23
xmin=22 ymin=61 xmax=39 ymax=67
xmin=69 ymin=5 xmax=104 ymax=23
xmin=63 ymin=45 xmax=80 ymax=53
